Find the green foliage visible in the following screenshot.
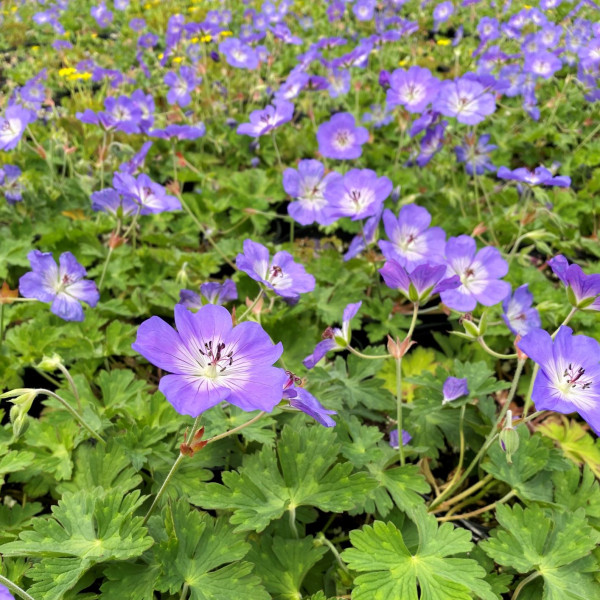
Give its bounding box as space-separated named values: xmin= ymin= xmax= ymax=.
xmin=342 ymin=509 xmax=497 ymax=600
xmin=481 ymin=504 xmax=600 ymax=600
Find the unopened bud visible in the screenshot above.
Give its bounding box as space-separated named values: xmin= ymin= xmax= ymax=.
xmin=37 ymin=354 xmax=63 ymax=371
xmin=515 ymin=335 xmax=528 ymax=360
xmin=388 ymin=335 xmax=416 ymax=358
xmin=471 ymin=222 xmax=487 ymax=237
xmin=499 ymin=410 xmax=519 ymax=464
xmin=460 ymin=315 xmax=480 ymax=339
xmin=108 ymin=232 xmax=125 ymax=249
xmin=176 ymin=262 xmax=190 ymax=286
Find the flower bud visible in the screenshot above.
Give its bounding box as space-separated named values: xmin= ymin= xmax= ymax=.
xmin=37 ymin=354 xmax=63 ymax=371
xmin=499 ymin=410 xmax=519 ymax=464
xmin=460 ymin=314 xmax=480 ymax=339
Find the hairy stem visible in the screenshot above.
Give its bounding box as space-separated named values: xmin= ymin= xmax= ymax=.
xmin=0 ymin=574 xmax=36 ymax=600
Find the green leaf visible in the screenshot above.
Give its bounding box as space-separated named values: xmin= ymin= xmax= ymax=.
xmin=101 ymin=562 xmax=160 ymax=600
xmin=552 ymin=465 xmax=600 ymax=526
xmin=155 ymin=500 xmax=269 ymax=600
xmin=0 ymin=488 xmax=153 ymax=599
xmin=0 ymin=451 xmax=35 ymax=486
xmin=342 ymin=508 xmax=497 ymax=600
xmin=190 ymin=424 xmax=377 ymax=532
xmin=246 ymin=535 xmax=327 ymax=599
xmin=481 ymin=503 xmax=600 ymax=600
xmin=0 ymin=502 xmax=43 ymax=544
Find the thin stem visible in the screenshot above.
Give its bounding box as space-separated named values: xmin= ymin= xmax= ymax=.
xmin=56 ymin=363 xmax=80 ymax=410
xmin=142 ymin=415 xmax=202 ymax=526
xmin=478 ymin=337 xmax=518 ymax=360
xmin=35 ymin=389 xmax=106 ymax=445
xmin=271 ymin=131 xmax=283 ymax=169
xmin=439 ymin=405 xmax=466 ymax=498
xmin=511 ymin=571 xmax=542 ymax=600
xmin=430 ymin=474 xmax=494 ymax=512
xmin=179 ymin=583 xmax=189 ymax=600
xmin=437 ymin=489 xmax=516 ymax=522
xmin=288 ymin=505 xmax=298 ymax=538
xmin=574 ymin=121 xmax=600 ymax=154
xmin=347 ymin=346 xmax=392 ymax=360
xmin=98 ymin=246 xmax=114 ymax=291
xmin=205 ymin=411 xmax=266 ymax=445
xmin=429 ymin=359 xmax=525 ymax=511
xmin=0 ymin=302 xmax=4 ymax=343
xmin=317 ymin=534 xmax=349 ymax=573
xmin=237 ymin=291 xmax=264 ymax=322
xmin=0 ymin=574 xmax=36 ymax=600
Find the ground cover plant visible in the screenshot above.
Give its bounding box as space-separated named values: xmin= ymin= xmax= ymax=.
xmin=0 ymin=0 xmax=600 ymax=598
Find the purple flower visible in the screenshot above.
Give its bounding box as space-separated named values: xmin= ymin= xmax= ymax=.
xmin=283 ymin=374 xmax=337 ymax=427
xmin=548 ymin=255 xmax=600 ymax=311
xmin=389 ymin=429 xmax=412 ymax=448
xmin=283 ymin=159 xmax=341 ymax=226
xmin=327 ymin=69 xmax=352 ymax=98
xmin=164 ymin=66 xmax=200 ymax=107
xmin=518 ymin=327 xmax=600 ymax=435
xmin=415 ymin=121 xmax=447 ymax=167
xmin=91 ymin=2 xmax=113 ymax=27
xmin=132 ymin=304 xmax=287 ymax=417
xmin=440 ymin=235 xmax=510 ymax=312
xmin=523 ymin=51 xmax=562 ymax=79
xmin=303 ymin=302 xmax=362 ymax=368
xmin=324 ymin=168 xmax=392 ymax=221
xmin=19 ymin=251 xmax=99 ymax=322
xmin=433 ymin=77 xmax=496 ymax=125
xmin=316 ymin=112 xmax=369 ymax=160
xmin=77 ymin=95 xmax=143 ymax=134
xmin=0 ymin=105 xmax=35 ymax=151
xmin=442 ymin=377 xmax=469 ymax=404
xmin=219 ymin=38 xmax=259 ymax=69
xmin=379 ymin=204 xmax=446 ymax=268
xmin=353 ymin=0 xmax=376 ymax=21
xmin=433 ymin=1 xmax=454 ymax=28
xmin=478 ymin=17 xmax=499 ymax=42
xmin=237 ymin=100 xmax=294 ymax=138
xmin=497 ymin=165 xmax=571 ymax=187
xmin=150 ymin=123 xmax=206 ymax=140
xmin=380 ymin=260 xmax=460 ymax=303
xmin=236 ymin=239 xmax=315 ymax=301
xmin=386 ymin=66 xmax=440 ymax=113
xmin=454 ymin=134 xmax=497 ymax=175
xmin=179 ymin=280 xmax=238 ymax=310
xmin=90 ymin=188 xmax=137 ymax=216
xmin=118 ymin=141 xmax=153 ymax=176
xmin=129 ymin=18 xmax=146 ymax=31
xmin=0 ymin=164 xmax=23 ymax=204
xmin=344 ymin=207 xmax=382 ymax=261
xmin=0 ymin=585 xmax=15 ymax=600
xmin=112 ymin=173 xmax=181 ymax=214
xmin=362 ymin=103 xmax=393 ymax=128
xmin=502 ymin=284 xmax=541 ymax=336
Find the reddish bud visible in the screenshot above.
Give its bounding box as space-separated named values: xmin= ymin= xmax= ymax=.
xmin=515 ymin=335 xmax=528 ymax=360
xmin=0 ymin=281 xmax=19 ymax=305
xmin=108 ymin=232 xmax=125 ymax=249
xmin=388 ymin=335 xmax=416 ymax=358
xmin=471 ymin=222 xmax=487 ymax=237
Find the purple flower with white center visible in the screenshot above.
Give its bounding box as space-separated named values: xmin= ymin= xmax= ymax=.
xmin=219 ymin=38 xmax=259 ymax=69
xmin=380 ymin=260 xmax=460 ymax=303
xmin=415 ymin=121 xmax=447 ymax=167
xmin=275 ymin=71 xmax=309 ymax=101
xmin=353 ymin=0 xmax=376 ymax=21
xmin=496 ymin=165 xmax=571 ymax=187
xmin=236 ymin=239 xmax=315 ymax=301
xmin=90 ymin=2 xmax=113 ymax=27
xmin=344 ymin=207 xmax=382 ymax=261
xmin=19 ymin=251 xmax=99 ymax=322
xmin=524 ymin=50 xmax=562 ymax=79
xmin=433 ymin=77 xmax=496 ymax=125
xmin=580 ymin=37 xmax=600 ymax=69
xmin=150 ymin=123 xmax=206 ymax=140
xmin=440 ymin=235 xmax=511 ymax=312
xmin=324 ymin=169 xmax=392 ymax=221
xmin=283 ymin=159 xmax=341 ymax=226
xmin=90 ymin=188 xmax=137 ymax=217
xmin=282 ymin=373 xmax=336 ymax=427
xmin=179 ymin=279 xmax=238 ymax=310
xmin=454 ymin=134 xmax=497 ymax=175
xmin=132 ymin=304 xmax=287 ymax=417
xmin=0 ymin=164 xmax=23 ymax=204
xmin=138 ymin=33 xmax=158 ymax=48
xmin=548 ymin=254 xmax=600 ymax=311
xmin=0 ymin=584 xmax=14 ymax=600
xmin=538 ymin=24 xmax=562 ymax=48
xmin=362 ymin=104 xmax=393 ymax=128
xmin=433 ymin=1 xmax=454 ymax=29
xmin=129 ymin=18 xmax=146 ymax=31
xmin=164 ymin=66 xmax=200 ymax=108
xmin=386 ymin=66 xmax=440 ymax=114
xmin=237 ymin=100 xmax=294 ymax=138
xmin=502 ymin=284 xmax=541 ymax=336
xmin=410 ymin=110 xmax=440 ymax=137
xmin=77 ymin=96 xmax=143 ymax=134
xmin=379 ymin=205 xmax=446 ymax=269
xmin=389 ymin=429 xmax=412 ymax=448
xmin=316 ymin=112 xmax=369 ymax=160
xmin=442 ymin=377 xmax=469 ymax=404
xmin=118 ymin=141 xmax=153 ymax=176
xmin=0 ymin=105 xmax=35 ymax=151
xmin=518 ymin=327 xmax=600 ymax=436
xmin=303 ymin=302 xmax=362 ymax=369
xmin=112 ymin=173 xmax=181 ymax=215
xmin=326 ymin=69 xmax=352 ymax=98
xmin=478 ymin=17 xmax=499 ymax=42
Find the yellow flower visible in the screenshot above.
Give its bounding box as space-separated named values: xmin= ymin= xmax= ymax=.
xmin=59 ymin=67 xmax=77 ymax=77
xmin=31 ymin=45 xmax=40 ymax=52
xmin=436 ymin=38 xmax=451 ymax=46
xmin=191 ymin=37 xmax=199 ymax=43
xmin=398 ymin=59 xmax=408 ymax=66
xmin=524 ymin=4 xmax=532 ymax=7
xmin=91 ymin=32 xmax=98 ymax=38
xmin=11 ymin=5 xmax=18 ymax=12
xmin=173 ymin=56 xmax=183 ymax=64
xmin=200 ymin=35 xmax=212 ymax=43
xmin=219 ymin=30 xmax=233 ymax=38
xmin=158 ymin=53 xmax=164 ymax=60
